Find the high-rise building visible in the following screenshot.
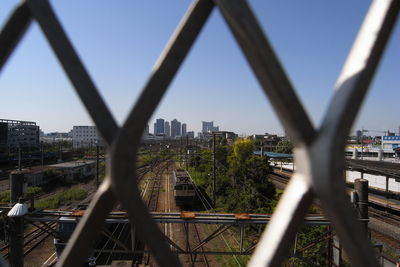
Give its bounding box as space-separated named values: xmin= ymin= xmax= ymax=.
xmin=153 ymin=123 xmax=157 ymax=135
xmin=164 ymin=121 xmax=170 ymax=137
xmin=0 ymin=119 xmax=40 ymax=148
xmin=202 ymin=121 xmax=219 ymax=133
xmin=155 ymin=118 xmax=165 ymax=135
xmin=177 ymin=121 xmax=181 ymax=136
xmin=187 ymin=131 xmax=195 ymax=139
xmin=182 ymin=123 xmax=187 ymax=137
xmin=171 ymin=119 xmax=181 ymax=138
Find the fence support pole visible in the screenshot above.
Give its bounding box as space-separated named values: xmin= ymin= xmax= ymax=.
xmin=9 ymin=216 xmax=24 ymax=267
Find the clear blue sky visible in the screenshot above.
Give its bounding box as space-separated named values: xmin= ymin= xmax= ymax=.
xmin=0 ymin=0 xmax=399 ymax=136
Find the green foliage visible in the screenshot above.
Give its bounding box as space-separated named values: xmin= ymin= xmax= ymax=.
xmin=189 ymin=138 xmax=276 ymax=213
xmin=287 ymin=225 xmax=328 ymax=266
xmin=98 ymin=161 xmax=106 ymax=182
xmin=232 ymin=138 xmax=254 ymax=162
xmin=36 ymin=188 xmax=87 ymax=209
xmin=274 ymin=138 xmax=293 ymax=154
xmin=26 ymin=186 xmax=43 ymax=197
xmin=0 ymin=191 xmax=10 ymax=202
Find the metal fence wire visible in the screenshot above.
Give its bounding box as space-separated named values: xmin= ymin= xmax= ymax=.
xmin=0 ymin=0 xmax=399 ymax=266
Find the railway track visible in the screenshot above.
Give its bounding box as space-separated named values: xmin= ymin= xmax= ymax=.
xmin=92 ymin=160 xmax=168 ymax=265
xmin=1 ymin=222 xmax=57 ymax=259
xmin=269 ymin=169 xmax=400 ymax=255
xmin=192 ymin=224 xmax=210 ymax=267
xmin=369 ymin=208 xmax=400 ymax=227
xmin=141 ymin=160 xmax=171 ymax=266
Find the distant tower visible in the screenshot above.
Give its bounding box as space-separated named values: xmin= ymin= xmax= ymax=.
xmin=153 ymin=123 xmax=157 ymax=135
xmin=171 ymin=119 xmax=179 ymax=138
xmin=165 ymin=121 xmax=170 ymax=137
xmin=202 ymin=121 xmax=219 ymax=133
xmin=182 ymin=123 xmax=187 ymax=137
xmin=177 ymin=121 xmax=181 ymax=136
xmin=155 ymin=118 xmax=165 ymax=135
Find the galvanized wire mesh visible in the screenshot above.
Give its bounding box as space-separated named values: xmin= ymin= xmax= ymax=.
xmin=0 ymin=0 xmax=399 ymax=266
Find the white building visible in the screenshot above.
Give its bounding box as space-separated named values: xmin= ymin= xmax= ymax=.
xmin=382 ymin=136 xmax=400 ymax=150
xmin=71 ymin=126 xmax=102 ymax=148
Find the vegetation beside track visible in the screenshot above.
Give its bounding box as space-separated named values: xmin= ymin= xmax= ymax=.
xmin=35 ymin=188 xmax=87 ymax=209
xmin=187 ymin=137 xmax=328 ymax=266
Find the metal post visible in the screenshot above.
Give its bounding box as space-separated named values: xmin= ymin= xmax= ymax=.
xmin=212 ymin=133 xmax=216 ymax=207
xmin=361 ymin=128 xmax=364 ymax=160
xmin=385 ymin=176 xmax=389 ymax=198
xmin=10 ymin=172 xmax=25 ymax=204
xmin=9 ymin=216 xmax=24 ymax=267
xmin=354 ymin=178 xmax=369 ymax=234
xmin=180 ymin=137 xmax=183 ymax=165
xmin=18 ymin=146 xmax=21 ymax=171
xmin=58 ymin=143 xmax=62 ymax=163
xmin=185 ymin=135 xmax=188 ymax=171
xmin=96 ymin=145 xmax=100 ymax=187
xmin=40 ymin=142 xmax=44 ymax=168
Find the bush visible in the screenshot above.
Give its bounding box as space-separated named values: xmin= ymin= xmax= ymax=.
xmin=0 ymin=191 xmax=9 ymax=202
xmin=26 ymin=186 xmax=43 ymax=197
xmin=36 ymin=188 xmax=87 ymax=209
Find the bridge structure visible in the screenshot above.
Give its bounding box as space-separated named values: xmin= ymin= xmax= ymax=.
xmin=1 ymin=0 xmax=399 ymax=266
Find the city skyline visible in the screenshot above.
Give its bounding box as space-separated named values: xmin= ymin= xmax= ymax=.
xmin=0 ymin=1 xmax=399 ymax=136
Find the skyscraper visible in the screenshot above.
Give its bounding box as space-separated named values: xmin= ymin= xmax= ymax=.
xmin=182 ymin=123 xmax=187 ymax=137
xmin=171 ymin=119 xmax=181 ymax=138
xmin=177 ymin=121 xmax=181 ymax=136
xmin=165 ymin=121 xmax=170 ymax=137
xmin=155 ymin=118 xmax=165 ymax=135
xmin=202 ymin=121 xmax=219 ymax=133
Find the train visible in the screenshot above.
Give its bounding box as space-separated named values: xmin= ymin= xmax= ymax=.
xmin=173 ymin=169 xmax=196 ymax=206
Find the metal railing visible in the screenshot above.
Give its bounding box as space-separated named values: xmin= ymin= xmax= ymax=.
xmin=1 ymin=0 xmax=399 ymax=266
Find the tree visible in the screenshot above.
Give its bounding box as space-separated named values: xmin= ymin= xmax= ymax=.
xmin=232 ymin=138 xmax=254 ymax=162
xmin=274 ymin=139 xmax=293 ymax=154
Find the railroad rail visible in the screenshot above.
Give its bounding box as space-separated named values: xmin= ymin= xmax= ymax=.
xmin=1 ymin=222 xmax=57 ymax=259
xmin=271 ymin=168 xmax=400 ymax=214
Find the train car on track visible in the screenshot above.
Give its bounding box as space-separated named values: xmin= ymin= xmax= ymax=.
xmin=173 ymin=169 xmax=196 ymax=206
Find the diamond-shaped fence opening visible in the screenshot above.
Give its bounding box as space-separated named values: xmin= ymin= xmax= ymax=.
xmin=0 ymin=0 xmax=399 ymax=266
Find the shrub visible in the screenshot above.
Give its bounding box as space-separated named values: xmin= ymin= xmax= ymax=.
xmin=36 ymin=188 xmax=87 ymax=209
xmin=0 ymin=191 xmax=9 ymax=202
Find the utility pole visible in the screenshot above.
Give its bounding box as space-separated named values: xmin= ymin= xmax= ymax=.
xmin=17 ymin=146 xmax=21 ymax=171
xmin=40 ymin=142 xmax=44 ymax=168
xmin=361 ymin=128 xmax=364 ymax=160
xmin=212 ymin=133 xmax=216 ymax=207
xmin=261 ymin=140 xmax=264 ymax=159
xmin=58 ymin=143 xmax=62 ymax=163
xmin=180 ymin=137 xmax=183 ymax=166
xmin=185 ymin=135 xmax=188 ymax=170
